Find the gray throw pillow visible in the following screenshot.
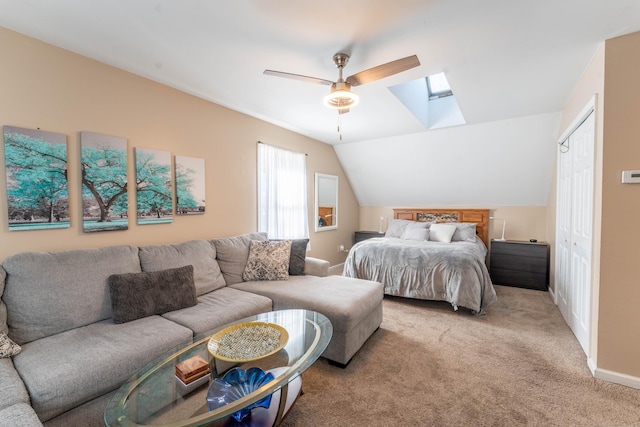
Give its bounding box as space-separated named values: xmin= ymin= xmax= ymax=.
xmin=385 ymin=220 xmax=431 ymax=238
xmin=271 ymin=238 xmax=309 ymax=275
xmin=108 ymin=265 xmax=197 ymax=324
xmin=451 ymin=223 xmax=477 ymax=242
xmin=242 ymin=240 xmax=292 ymax=281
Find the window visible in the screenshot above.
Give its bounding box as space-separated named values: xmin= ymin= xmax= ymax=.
xmin=257 ymin=142 xmax=309 ymax=239
xmin=426 ymin=72 xmax=453 ymax=99
xmin=389 ymin=71 xmax=464 ymax=130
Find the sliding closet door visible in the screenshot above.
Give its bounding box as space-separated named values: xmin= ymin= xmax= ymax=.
xmin=556 ymin=109 xmax=595 ymax=356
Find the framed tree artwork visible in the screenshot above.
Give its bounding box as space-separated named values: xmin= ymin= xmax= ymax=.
xmin=3 ymin=126 xmax=69 ymax=231
xmin=134 ymin=147 xmax=173 ymax=224
xmin=175 ymin=155 xmax=205 ymax=215
xmin=80 ymin=131 xmax=129 ymax=232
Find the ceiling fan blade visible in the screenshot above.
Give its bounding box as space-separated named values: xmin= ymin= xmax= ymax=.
xmin=345 ymin=55 xmax=420 ymax=87
xmin=263 ymin=70 xmax=333 ymax=86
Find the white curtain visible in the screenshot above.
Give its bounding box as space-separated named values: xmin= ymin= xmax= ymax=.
xmin=257 ymin=143 xmax=309 ymax=239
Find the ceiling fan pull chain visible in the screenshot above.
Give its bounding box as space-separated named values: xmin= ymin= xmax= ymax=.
xmin=338 ymin=113 xmax=343 ymax=141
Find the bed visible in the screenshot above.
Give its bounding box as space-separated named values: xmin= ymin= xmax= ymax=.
xmin=343 ymin=208 xmax=497 ymax=314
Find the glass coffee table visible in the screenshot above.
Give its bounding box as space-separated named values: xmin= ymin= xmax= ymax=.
xmin=104 ymin=309 xmax=332 ymax=427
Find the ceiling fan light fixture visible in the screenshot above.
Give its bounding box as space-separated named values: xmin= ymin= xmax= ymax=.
xmin=323 ymin=81 xmax=359 ymax=109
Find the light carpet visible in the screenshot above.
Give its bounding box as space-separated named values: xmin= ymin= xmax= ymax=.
xmin=281 ymin=285 xmax=640 ymax=427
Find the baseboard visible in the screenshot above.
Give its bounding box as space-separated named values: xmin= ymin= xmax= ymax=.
xmin=587 ymin=357 xmax=597 ymax=375
xmin=328 ymin=263 xmax=344 ymax=276
xmin=592 ymin=363 xmax=640 ymax=389
xmin=550 ymin=291 xmax=640 ymax=389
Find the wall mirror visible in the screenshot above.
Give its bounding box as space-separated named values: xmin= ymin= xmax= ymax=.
xmin=315 ymin=173 xmax=338 ymax=232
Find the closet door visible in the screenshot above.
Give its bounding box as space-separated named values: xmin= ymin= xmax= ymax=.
xmin=556 ymin=135 xmax=573 ymax=323
xmin=568 ymin=111 xmax=594 ymax=354
xmin=555 ymin=109 xmax=594 ymax=356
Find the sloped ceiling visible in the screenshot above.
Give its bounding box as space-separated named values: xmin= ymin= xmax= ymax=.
xmin=335 ymin=112 xmax=561 ymax=207
xmin=0 ymin=1 xmax=639 ymax=206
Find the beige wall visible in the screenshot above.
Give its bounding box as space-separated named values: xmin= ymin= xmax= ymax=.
xmin=598 ymin=32 xmax=640 ymax=377
xmin=558 ymin=31 xmax=640 ymax=379
xmin=359 ymin=206 xmax=548 ymax=243
xmin=0 ymin=27 xmax=359 ymax=265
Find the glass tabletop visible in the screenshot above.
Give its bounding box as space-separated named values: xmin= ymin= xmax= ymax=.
xmin=104 ymin=309 xmax=332 ymax=427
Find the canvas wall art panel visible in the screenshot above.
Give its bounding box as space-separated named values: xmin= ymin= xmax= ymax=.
xmin=4 ymin=126 xmax=69 ymax=231
xmin=135 ymin=147 xmax=173 ymax=224
xmin=80 ymin=131 xmax=129 ymax=232
xmin=175 ymin=155 xmax=205 ymax=215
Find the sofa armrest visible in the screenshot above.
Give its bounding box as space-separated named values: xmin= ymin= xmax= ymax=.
xmin=304 ymin=257 xmax=329 ymax=277
xmin=0 ymin=358 xmax=30 ymax=412
xmin=0 ymin=403 xmax=43 ymax=427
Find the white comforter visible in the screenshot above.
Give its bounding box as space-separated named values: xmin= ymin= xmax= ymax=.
xmin=343 ymin=237 xmax=497 ymax=314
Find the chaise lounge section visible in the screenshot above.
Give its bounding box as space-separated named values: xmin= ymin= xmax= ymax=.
xmin=0 ymin=232 xmax=383 ymax=427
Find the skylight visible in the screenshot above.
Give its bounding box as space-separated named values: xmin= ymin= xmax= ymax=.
xmin=389 ymin=71 xmax=465 ymax=130
xmin=426 ymin=72 xmax=453 ymax=99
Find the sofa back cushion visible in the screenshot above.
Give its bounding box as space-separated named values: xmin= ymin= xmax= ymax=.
xmin=138 ymin=240 xmax=226 ymax=296
xmin=211 ymin=232 xmax=268 ymax=285
xmin=2 ymin=245 xmax=141 ymax=345
xmin=0 ymin=266 xmax=7 ymax=335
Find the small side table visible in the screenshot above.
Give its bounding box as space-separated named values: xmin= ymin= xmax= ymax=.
xmin=354 ymin=231 xmax=384 ymax=244
xmin=489 ymin=240 xmax=550 ymax=291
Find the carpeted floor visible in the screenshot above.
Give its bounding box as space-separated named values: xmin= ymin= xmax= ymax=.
xmin=281 ymin=285 xmax=640 ymax=426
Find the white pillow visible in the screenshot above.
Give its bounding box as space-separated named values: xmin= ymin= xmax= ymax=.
xmin=401 ymin=227 xmax=429 ymax=241
xmin=428 ymin=223 xmax=457 ymax=243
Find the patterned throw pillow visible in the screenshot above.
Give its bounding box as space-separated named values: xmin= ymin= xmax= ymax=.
xmin=271 ymin=238 xmax=309 ymax=275
xmin=0 ymin=331 xmax=21 ymax=358
xmin=242 ymin=240 xmax=292 ymax=281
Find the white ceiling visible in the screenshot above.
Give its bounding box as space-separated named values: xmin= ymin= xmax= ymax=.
xmin=1 ymin=1 xmax=640 ymax=209
xmin=1 ymin=0 xmax=639 ymax=146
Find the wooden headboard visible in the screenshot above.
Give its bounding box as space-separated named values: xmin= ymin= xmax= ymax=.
xmin=393 ymin=208 xmax=490 ymax=247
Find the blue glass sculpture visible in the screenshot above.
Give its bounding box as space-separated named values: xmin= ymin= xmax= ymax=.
xmin=206 ymin=367 xmax=275 ymax=422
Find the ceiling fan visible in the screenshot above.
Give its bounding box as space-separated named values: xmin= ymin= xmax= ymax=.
xmin=264 ymin=53 xmax=420 ymax=114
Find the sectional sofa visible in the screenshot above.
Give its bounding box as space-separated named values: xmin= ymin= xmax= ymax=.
xmin=0 ymin=232 xmax=383 ymax=427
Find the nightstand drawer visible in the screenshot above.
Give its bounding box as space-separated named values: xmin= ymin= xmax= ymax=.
xmin=490 ymin=267 xmax=547 ymax=290
xmin=490 ymin=241 xmax=548 ymax=258
xmin=354 ymin=231 xmax=384 ymax=243
xmin=490 ymin=253 xmax=547 ymax=273
xmin=489 ymin=240 xmax=549 ymax=291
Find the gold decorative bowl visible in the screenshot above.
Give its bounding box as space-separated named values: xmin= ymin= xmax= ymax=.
xmin=207 ymin=322 xmax=289 ymax=363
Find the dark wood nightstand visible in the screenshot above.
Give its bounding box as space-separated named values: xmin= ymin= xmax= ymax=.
xmin=489 ymin=240 xmax=550 ymax=291
xmin=354 ymin=231 xmax=385 ymax=244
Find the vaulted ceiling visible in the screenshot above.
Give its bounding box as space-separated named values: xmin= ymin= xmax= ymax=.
xmin=1 ymin=0 xmax=639 ymax=206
